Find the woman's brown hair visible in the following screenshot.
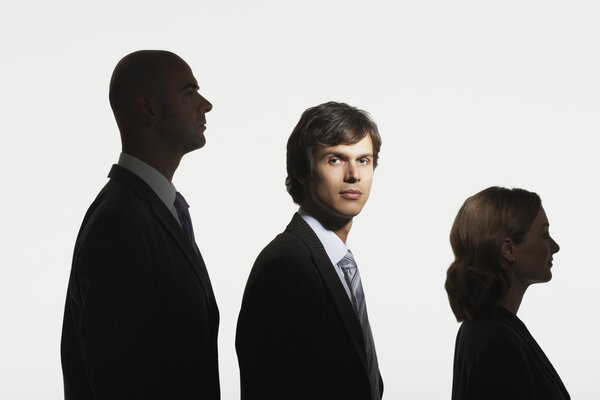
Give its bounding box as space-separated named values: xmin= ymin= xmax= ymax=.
xmin=445 ymin=186 xmax=541 ymax=321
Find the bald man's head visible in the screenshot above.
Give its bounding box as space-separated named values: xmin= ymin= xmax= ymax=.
xmin=109 ymin=50 xmax=188 ymax=125
xmin=108 ymin=50 xmax=213 ymax=165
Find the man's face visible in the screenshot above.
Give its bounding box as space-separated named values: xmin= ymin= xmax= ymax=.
xmin=155 ymin=60 xmax=213 ymax=155
xmin=302 ymin=135 xmax=374 ymax=222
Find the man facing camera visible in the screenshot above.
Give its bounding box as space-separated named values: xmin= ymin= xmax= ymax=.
xmin=236 ymin=102 xmax=383 ymax=400
xmin=61 ymin=50 xmax=220 ymax=399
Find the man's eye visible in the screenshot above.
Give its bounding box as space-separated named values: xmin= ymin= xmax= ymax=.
xmin=329 ymin=157 xmax=341 ymax=164
xmin=359 ymin=158 xmax=370 ymax=165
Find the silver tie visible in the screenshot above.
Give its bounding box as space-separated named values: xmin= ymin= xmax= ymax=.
xmin=338 ymin=250 xmax=381 ymax=400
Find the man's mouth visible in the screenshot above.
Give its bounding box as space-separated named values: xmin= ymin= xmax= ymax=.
xmin=340 ymin=190 xmax=362 ymax=200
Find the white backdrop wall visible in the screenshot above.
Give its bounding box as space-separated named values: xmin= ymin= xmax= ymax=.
xmin=1 ymin=1 xmax=598 ymax=399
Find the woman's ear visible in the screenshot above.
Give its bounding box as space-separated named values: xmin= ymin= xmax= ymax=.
xmin=501 ymin=237 xmax=515 ymax=264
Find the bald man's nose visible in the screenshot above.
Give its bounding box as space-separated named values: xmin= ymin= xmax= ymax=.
xmin=199 ymin=95 xmax=212 ymax=113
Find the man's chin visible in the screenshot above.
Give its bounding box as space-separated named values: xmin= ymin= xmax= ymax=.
xmin=190 ymin=135 xmax=206 ymax=151
xmin=336 ymin=204 xmax=366 ymax=218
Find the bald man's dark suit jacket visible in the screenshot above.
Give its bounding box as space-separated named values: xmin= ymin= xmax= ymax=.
xmin=236 ymin=213 xmax=383 ymax=400
xmin=61 ymin=165 xmax=220 ymax=400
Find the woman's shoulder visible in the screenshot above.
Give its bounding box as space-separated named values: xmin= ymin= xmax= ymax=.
xmin=457 ymin=307 xmax=529 ymax=353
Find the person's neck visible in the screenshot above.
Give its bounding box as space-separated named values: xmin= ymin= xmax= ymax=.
xmin=332 ymin=221 xmax=353 ymax=243
xmin=302 ymin=204 xmax=353 ymax=243
xmin=123 ymin=148 xmax=180 ymax=182
xmin=501 ymin=280 xmax=528 ymax=315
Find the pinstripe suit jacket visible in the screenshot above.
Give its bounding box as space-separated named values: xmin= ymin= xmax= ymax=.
xmin=236 ymin=213 xmax=383 ymax=400
xmin=61 ymin=165 xmax=220 ymax=400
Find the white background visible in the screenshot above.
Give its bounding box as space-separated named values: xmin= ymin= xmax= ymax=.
xmin=1 ymin=1 xmax=598 ymax=398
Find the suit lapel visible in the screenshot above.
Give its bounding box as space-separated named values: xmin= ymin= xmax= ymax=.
xmin=286 ymin=213 xmax=369 ymax=371
xmin=149 ymin=200 xmax=217 ymax=304
xmin=108 ymin=165 xmax=216 ymax=306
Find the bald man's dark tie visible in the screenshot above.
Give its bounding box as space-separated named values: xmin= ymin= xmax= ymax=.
xmin=173 ymin=191 xmax=218 ymax=309
xmin=174 ymin=192 xmax=198 ymax=253
xmin=338 ymin=250 xmax=381 ymax=400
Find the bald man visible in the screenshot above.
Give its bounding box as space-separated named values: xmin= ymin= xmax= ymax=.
xmin=61 ymin=50 xmax=220 ymax=399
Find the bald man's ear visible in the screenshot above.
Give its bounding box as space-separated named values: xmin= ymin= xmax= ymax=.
xmin=134 ymin=95 xmax=160 ymax=126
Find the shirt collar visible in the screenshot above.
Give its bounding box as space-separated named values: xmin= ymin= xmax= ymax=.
xmin=117 ymin=153 xmax=177 ymax=212
xmin=298 ymin=208 xmax=349 ymax=266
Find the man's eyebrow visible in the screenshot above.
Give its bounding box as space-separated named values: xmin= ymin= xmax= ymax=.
xmin=321 ymin=151 xmax=346 ymax=158
xmin=322 ymin=151 xmax=373 ymax=159
xmin=180 ymin=83 xmax=199 ymax=92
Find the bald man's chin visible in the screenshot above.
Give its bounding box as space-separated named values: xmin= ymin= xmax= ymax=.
xmin=191 ymin=134 xmax=207 ymax=151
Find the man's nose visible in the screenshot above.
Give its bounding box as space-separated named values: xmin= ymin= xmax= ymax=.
xmin=344 ymin=163 xmax=360 ymax=183
xmin=198 ymin=95 xmax=212 ymax=113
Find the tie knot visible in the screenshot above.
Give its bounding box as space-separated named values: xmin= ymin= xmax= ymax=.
xmin=174 ymin=192 xmax=189 ymax=212
xmin=338 ymin=250 xmax=357 ymax=270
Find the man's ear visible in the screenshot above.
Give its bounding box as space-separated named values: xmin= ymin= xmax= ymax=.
xmin=501 ymin=237 xmax=515 ymax=264
xmin=134 ymin=95 xmax=159 ymax=126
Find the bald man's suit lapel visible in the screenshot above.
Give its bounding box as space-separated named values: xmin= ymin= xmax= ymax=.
xmin=115 ymin=166 xmax=216 ymax=304
xmin=236 ymin=213 xmax=383 ymax=400
xmin=61 ymin=165 xmax=220 ymax=400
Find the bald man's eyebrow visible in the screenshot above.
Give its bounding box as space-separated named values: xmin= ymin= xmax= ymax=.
xmin=180 ymin=83 xmax=199 ymax=92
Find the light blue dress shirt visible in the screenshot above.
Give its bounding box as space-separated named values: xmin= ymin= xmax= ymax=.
xmin=299 ymin=208 xmax=354 ymax=302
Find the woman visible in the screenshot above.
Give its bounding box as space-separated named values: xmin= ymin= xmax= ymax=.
xmin=445 ymin=187 xmax=570 ymax=399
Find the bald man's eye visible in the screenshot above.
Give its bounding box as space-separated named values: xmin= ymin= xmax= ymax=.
xmin=185 ymin=89 xmax=199 ymax=98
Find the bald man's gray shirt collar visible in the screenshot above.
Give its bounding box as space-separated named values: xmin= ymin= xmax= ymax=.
xmin=118 ymin=152 xmax=181 ymax=225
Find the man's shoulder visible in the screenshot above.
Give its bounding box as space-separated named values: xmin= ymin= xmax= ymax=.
xmin=256 ymin=228 xmax=313 ymax=266
xmin=94 ymin=177 xmax=147 ymax=213
xmin=77 ymin=173 xmax=156 ymax=237
xmin=244 ymin=219 xmax=321 ymax=285
xmin=241 ymin=225 xmax=329 ymax=310
xmin=92 ymin=163 xmax=160 ymax=208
